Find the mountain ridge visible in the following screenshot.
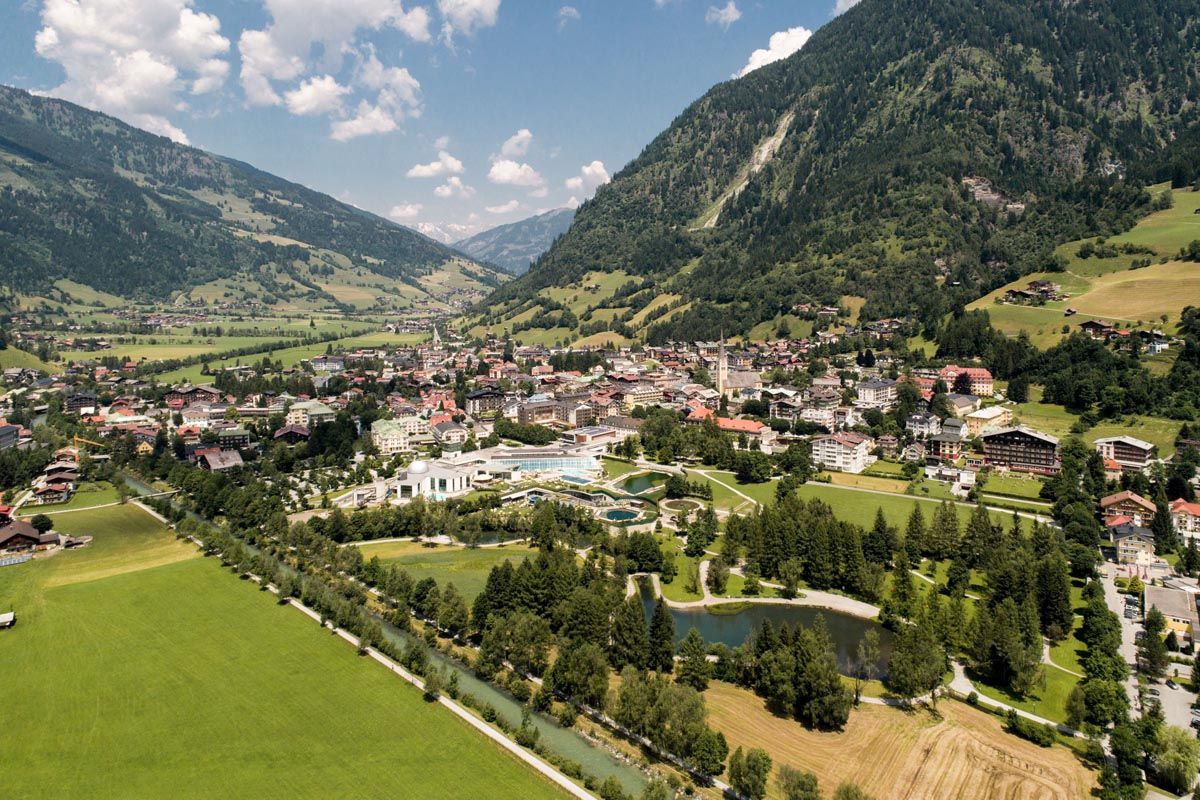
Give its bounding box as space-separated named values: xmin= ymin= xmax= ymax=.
xmin=479 ymin=0 xmax=1200 ymax=343
xmin=0 ymin=84 xmax=505 ymax=310
xmin=453 ymin=208 xmax=575 ymax=275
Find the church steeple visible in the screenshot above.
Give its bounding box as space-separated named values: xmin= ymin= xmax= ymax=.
xmin=716 ymin=331 xmax=729 ymax=397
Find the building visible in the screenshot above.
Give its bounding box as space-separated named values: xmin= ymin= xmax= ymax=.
xmin=1113 ymin=523 xmax=1156 ymax=566
xmin=905 ymin=413 xmax=941 ymax=438
xmin=1100 ymin=490 xmax=1157 ymax=527
xmin=1171 ymin=499 xmax=1200 ymax=541
xmin=1144 ymin=585 xmax=1198 ymax=641
xmin=854 ymin=379 xmax=898 ymax=411
xmin=811 ymin=432 xmax=872 ymax=474
xmin=561 ymin=426 xmax=619 ymax=446
xmin=964 ymin=405 xmax=1012 ymax=437
xmin=273 ymin=424 xmax=310 ymax=445
xmin=432 ymin=420 xmax=469 ymax=448
xmin=393 ymin=459 xmax=473 ymax=501
xmin=465 ymin=388 xmax=506 ymax=415
xmin=715 ymin=417 xmax=778 ymax=450
xmin=981 ymin=427 xmax=1060 ymax=475
xmin=938 ymin=365 xmax=994 ymax=396
xmin=215 ymin=427 xmax=251 ymax=450
xmin=285 ymin=400 xmax=336 ymax=428
xmin=64 ymin=391 xmax=99 ymax=414
xmin=1093 ymin=436 xmax=1157 ymax=474
xmin=196 ymin=449 xmax=244 ymax=471
xmin=371 ymin=419 xmax=413 ymax=456
xmin=0 ymin=423 xmax=19 ymax=451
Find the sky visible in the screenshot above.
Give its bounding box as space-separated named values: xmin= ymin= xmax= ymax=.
xmin=0 ymin=0 xmax=857 ymax=241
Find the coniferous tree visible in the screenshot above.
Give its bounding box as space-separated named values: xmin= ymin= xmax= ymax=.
xmin=648 ymin=597 xmax=676 ymax=673
xmin=677 ymin=627 xmax=712 ymax=691
xmin=609 ymin=595 xmax=650 ymax=669
xmin=903 ymin=504 xmax=927 ymax=558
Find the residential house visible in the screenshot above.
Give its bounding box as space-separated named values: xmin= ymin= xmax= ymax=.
xmin=285 ymin=400 xmax=336 ymax=428
xmin=905 ymin=413 xmax=941 ymax=438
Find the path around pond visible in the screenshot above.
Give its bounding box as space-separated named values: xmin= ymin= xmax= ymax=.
xmin=634 ymin=568 xmax=881 ymax=621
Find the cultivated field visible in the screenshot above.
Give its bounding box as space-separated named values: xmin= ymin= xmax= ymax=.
xmin=705 ymin=682 xmax=1094 ymax=800
xmin=0 ymin=504 xmax=567 ymax=800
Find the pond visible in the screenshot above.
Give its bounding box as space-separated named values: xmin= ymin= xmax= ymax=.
xmin=602 ymin=509 xmax=640 ymax=522
xmin=638 ymin=580 xmax=892 ymax=677
xmin=618 ymin=473 xmax=666 ymax=495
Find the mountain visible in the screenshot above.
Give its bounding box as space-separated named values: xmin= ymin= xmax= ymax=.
xmin=453 ymin=208 xmax=575 ymax=275
xmin=479 ymin=0 xmax=1200 ymax=344
xmin=415 ymin=221 xmax=481 ymax=245
xmin=0 ymin=84 xmax=506 ymax=311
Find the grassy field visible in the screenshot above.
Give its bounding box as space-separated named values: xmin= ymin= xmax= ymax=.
xmin=1010 ymin=390 xmax=1182 ymax=457
xmin=973 ymin=663 xmax=1079 ymax=725
xmin=356 ymin=540 xmax=538 ymax=601
xmin=22 ymin=481 xmax=120 ymax=512
xmin=602 ymin=457 xmax=640 ymax=479
xmin=969 ymin=187 xmax=1200 ymax=346
xmin=0 ymin=346 xmax=53 ymax=371
xmin=0 ymin=505 xmax=566 ymax=800
xmin=705 ymin=681 xmax=1094 ymax=800
xmin=155 ymin=329 xmax=383 ymax=384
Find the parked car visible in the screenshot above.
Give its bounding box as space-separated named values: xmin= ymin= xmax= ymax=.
xmin=1167 ymin=679 xmax=1179 ymax=690
xmin=1148 ymin=688 xmax=1161 ymax=696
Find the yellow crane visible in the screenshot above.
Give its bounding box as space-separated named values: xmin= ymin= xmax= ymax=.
xmin=73 ymin=434 xmax=108 ymax=451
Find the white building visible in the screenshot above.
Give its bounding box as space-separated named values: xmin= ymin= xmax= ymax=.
xmin=392 ymin=460 xmax=473 ymax=502
xmin=905 ymin=412 xmax=941 ymax=438
xmin=371 ymin=419 xmax=413 ymax=456
xmin=811 ymin=432 xmax=873 ymax=474
xmin=853 ymin=379 xmax=898 ymax=411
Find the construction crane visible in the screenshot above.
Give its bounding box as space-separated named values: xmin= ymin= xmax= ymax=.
xmin=73 ymin=434 xmax=109 ymax=451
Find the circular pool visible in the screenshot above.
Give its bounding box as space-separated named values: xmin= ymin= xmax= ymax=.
xmin=601 ymin=508 xmax=640 ymax=523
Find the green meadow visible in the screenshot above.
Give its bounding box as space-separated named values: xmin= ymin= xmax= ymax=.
xmin=357 ymin=540 xmax=538 ymax=602
xmin=0 ymin=504 xmax=565 ymax=800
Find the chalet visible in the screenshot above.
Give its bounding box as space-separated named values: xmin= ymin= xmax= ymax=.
xmin=0 ymin=518 xmax=58 ymax=551
xmin=1079 ymin=320 xmax=1115 ymax=340
xmin=164 ymin=385 xmax=223 ymax=409
xmin=1100 ymin=490 xmax=1156 ymax=527
xmin=0 ymin=423 xmax=20 ymax=451
xmin=981 ymin=426 xmax=1060 ymax=475
xmin=64 ymin=391 xmax=99 ymax=414
xmin=196 ymin=449 xmax=244 ymax=471
xmin=33 ymin=483 xmax=72 ymax=505
xmin=273 ymin=424 xmax=309 ymax=445
xmin=1093 ymin=436 xmax=1157 ymax=474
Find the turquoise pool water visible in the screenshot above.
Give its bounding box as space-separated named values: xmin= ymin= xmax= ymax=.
xmin=603 ymin=509 xmax=639 ymax=522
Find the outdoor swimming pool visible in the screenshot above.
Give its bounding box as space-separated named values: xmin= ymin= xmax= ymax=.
xmin=560 ymin=474 xmax=594 ymax=485
xmin=602 ymin=509 xmax=639 ymax=522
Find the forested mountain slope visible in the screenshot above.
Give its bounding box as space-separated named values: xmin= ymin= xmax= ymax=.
xmin=454 ymin=208 xmax=575 ymax=275
xmin=0 ymin=85 xmax=504 ymax=307
xmin=482 ymin=0 xmax=1200 ymax=343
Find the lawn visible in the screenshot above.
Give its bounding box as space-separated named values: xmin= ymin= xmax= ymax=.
xmin=978 ymin=472 xmax=1048 ymax=501
xmin=602 ymin=457 xmax=640 ymax=479
xmin=972 ymin=663 xmax=1079 ymax=725
xmin=357 ymin=540 xmax=537 ymax=601
xmin=0 ymin=505 xmax=566 ymax=800
xmin=22 ymin=481 xmax=120 ymax=512
xmin=660 ymin=537 xmax=703 ymax=603
xmin=0 ymin=346 xmax=53 ymax=371
xmin=704 ymin=681 xmax=1094 ymax=800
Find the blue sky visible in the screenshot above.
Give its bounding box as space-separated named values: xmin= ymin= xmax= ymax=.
xmin=1 ymin=0 xmax=853 ymax=240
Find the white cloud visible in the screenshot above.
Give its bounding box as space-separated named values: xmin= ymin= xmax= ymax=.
xmin=284 ymin=74 xmax=351 ymax=115
xmin=488 ymin=159 xmax=544 ymax=188
xmin=557 ymin=5 xmax=579 ymax=30
xmin=358 ymin=49 xmax=422 ymax=115
xmin=434 ymin=176 xmax=475 ymax=198
xmin=500 ymin=128 xmax=532 ymax=158
xmin=388 ymin=202 xmax=423 ymax=220
xmin=330 ymin=100 xmax=397 ymax=140
xmin=705 ymin=1 xmax=740 ymax=30
xmin=528 ymin=186 xmax=548 ymax=198
xmin=736 ymin=25 xmax=812 ymax=78
xmin=407 ymin=150 xmax=464 ymax=178
xmin=437 ymin=0 xmax=500 ymax=42
xmin=565 ymin=195 xmax=580 ymax=208
xmin=33 ymin=0 xmax=232 ymax=144
xmin=833 ymin=0 xmax=861 ymax=14
xmin=238 ymin=0 xmax=430 ymax=109
xmin=564 ymin=160 xmax=609 ymax=193
xmin=434 ymin=135 xmax=450 ymax=149
xmin=486 ymin=200 xmax=520 ymax=214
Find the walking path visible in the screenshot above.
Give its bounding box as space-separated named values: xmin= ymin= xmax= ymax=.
xmin=637 ymin=569 xmax=880 ymax=620
xmin=948 ymin=662 xmax=1083 ymax=738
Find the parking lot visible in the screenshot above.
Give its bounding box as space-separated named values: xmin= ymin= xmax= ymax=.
xmin=1101 ymin=566 xmax=1197 ymax=731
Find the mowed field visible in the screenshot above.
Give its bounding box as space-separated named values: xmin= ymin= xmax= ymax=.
xmin=705 ymin=682 xmax=1094 ymax=800
xmin=0 ymin=504 xmax=566 ymax=800
xmin=357 ymin=540 xmax=537 ymax=601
